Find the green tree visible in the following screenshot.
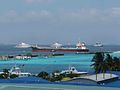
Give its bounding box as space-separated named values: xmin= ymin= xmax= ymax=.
xmin=2 ymin=69 xmax=10 ymax=79
xmin=38 ymin=71 xmax=49 ymax=79
xmin=25 ymin=52 xmax=32 ymax=56
xmin=91 ymin=52 xmax=103 ymax=80
xmin=91 ymin=52 xmax=108 ymax=79
xmin=10 ymin=74 xmax=18 ymax=79
xmin=113 ymin=57 xmax=120 ymax=71
xmin=100 ymin=60 xmax=108 ymax=79
xmin=106 ymin=54 xmax=114 ymax=77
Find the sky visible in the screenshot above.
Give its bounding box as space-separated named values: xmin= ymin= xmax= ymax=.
xmin=0 ymin=0 xmax=120 ymax=45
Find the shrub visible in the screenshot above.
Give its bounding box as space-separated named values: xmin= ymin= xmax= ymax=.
xmin=10 ymin=74 xmax=18 ymax=79
xmin=0 ymin=73 xmax=9 ymax=79
xmin=38 ymin=71 xmax=49 ymax=79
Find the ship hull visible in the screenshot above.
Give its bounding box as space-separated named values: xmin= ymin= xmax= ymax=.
xmin=31 ymin=47 xmax=89 ymax=53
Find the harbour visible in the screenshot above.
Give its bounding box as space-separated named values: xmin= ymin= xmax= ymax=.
xmin=0 ymin=45 xmax=120 ymax=88
xmin=1 ymin=0 xmax=120 ymax=89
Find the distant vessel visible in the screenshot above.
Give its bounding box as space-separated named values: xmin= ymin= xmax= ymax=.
xmin=31 ymin=41 xmax=89 ymax=53
xmin=113 ymin=51 xmax=120 ymax=53
xmin=94 ymin=42 xmax=103 ymax=47
xmin=15 ymin=42 xmax=31 ymax=48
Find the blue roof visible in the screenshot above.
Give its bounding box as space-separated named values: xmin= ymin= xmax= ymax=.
xmin=0 ymin=76 xmax=50 ymax=84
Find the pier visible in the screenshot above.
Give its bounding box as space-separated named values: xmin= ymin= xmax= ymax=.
xmin=64 ymin=73 xmax=119 ymax=84
xmin=82 ymin=73 xmax=119 ymax=84
xmin=81 ymin=73 xmax=119 ymax=84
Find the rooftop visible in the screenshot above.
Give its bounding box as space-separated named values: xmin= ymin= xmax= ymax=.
xmin=0 ymin=84 xmax=119 ymax=90
xmin=81 ymin=73 xmax=118 ymax=82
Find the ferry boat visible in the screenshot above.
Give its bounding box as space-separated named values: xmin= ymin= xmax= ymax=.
xmin=94 ymin=42 xmax=103 ymax=47
xmin=31 ymin=41 xmax=89 ymax=53
xmin=15 ymin=42 xmax=31 ymax=48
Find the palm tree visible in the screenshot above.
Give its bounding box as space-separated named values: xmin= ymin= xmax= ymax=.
xmin=105 ymin=54 xmax=114 ymax=77
xmin=100 ymin=60 xmax=108 ymax=79
xmin=91 ymin=52 xmax=108 ymax=79
xmin=91 ymin=52 xmax=103 ymax=80
xmin=113 ymin=57 xmax=120 ymax=71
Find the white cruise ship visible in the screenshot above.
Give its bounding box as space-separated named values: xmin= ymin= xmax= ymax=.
xmin=94 ymin=42 xmax=103 ymax=47
xmin=15 ymin=42 xmax=31 ymax=48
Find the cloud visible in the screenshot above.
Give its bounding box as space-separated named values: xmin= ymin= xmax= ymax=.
xmin=1 ymin=8 xmax=120 ymax=24
xmin=25 ymin=0 xmax=53 ymax=4
xmin=7 ymin=10 xmax=17 ymax=17
xmin=25 ymin=0 xmax=33 ymax=4
xmin=0 ymin=10 xmax=52 ymax=23
xmin=111 ymin=7 xmax=120 ymax=15
xmin=58 ymin=7 xmax=120 ymax=24
xmin=57 ymin=8 xmax=106 ymax=24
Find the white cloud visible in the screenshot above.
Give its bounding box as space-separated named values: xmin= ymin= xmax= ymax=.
xmin=40 ymin=10 xmax=51 ymax=16
xmin=25 ymin=0 xmax=53 ymax=4
xmin=25 ymin=0 xmax=33 ymax=4
xmin=7 ymin=10 xmax=17 ymax=17
xmin=111 ymin=7 xmax=120 ymax=15
xmin=1 ymin=8 xmax=120 ymax=24
xmin=57 ymin=8 xmax=106 ymax=24
xmin=0 ymin=10 xmax=52 ymax=23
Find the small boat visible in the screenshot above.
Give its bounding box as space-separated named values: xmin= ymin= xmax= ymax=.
xmin=15 ymin=42 xmax=31 ymax=48
xmin=0 ymin=65 xmax=31 ymax=77
xmin=9 ymin=65 xmax=31 ymax=77
xmin=15 ymin=55 xmax=31 ymax=60
xmin=60 ymin=66 xmax=88 ymax=75
xmin=94 ymin=42 xmax=103 ymax=47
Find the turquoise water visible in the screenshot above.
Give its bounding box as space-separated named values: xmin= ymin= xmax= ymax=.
xmin=0 ymin=53 xmax=119 ymax=65
xmin=0 ymin=54 xmax=93 ymax=65
xmin=0 ymin=54 xmax=94 ymax=73
xmin=0 ymin=52 xmax=120 ymax=74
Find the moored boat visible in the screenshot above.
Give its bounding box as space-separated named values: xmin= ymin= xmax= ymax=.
xmin=60 ymin=66 xmax=88 ymax=75
xmin=0 ymin=65 xmax=31 ymax=77
xmin=9 ymin=65 xmax=31 ymax=77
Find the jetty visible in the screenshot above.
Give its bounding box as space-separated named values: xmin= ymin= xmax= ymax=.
xmin=64 ymin=73 xmax=119 ymax=84
xmin=80 ymin=73 xmax=118 ymax=84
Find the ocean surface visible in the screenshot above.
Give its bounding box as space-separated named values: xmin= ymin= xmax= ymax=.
xmin=0 ymin=45 xmax=120 ymax=74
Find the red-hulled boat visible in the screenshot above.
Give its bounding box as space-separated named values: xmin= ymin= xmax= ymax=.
xmin=31 ymin=42 xmax=89 ymax=53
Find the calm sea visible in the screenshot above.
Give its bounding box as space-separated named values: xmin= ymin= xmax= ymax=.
xmin=0 ymin=45 xmax=120 ymax=55
xmin=0 ymin=45 xmax=120 ymax=74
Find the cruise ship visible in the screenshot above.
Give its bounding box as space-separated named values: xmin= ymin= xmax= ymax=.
xmin=15 ymin=42 xmax=31 ymax=48
xmin=94 ymin=42 xmax=103 ymax=47
xmin=31 ymin=41 xmax=89 ymax=53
